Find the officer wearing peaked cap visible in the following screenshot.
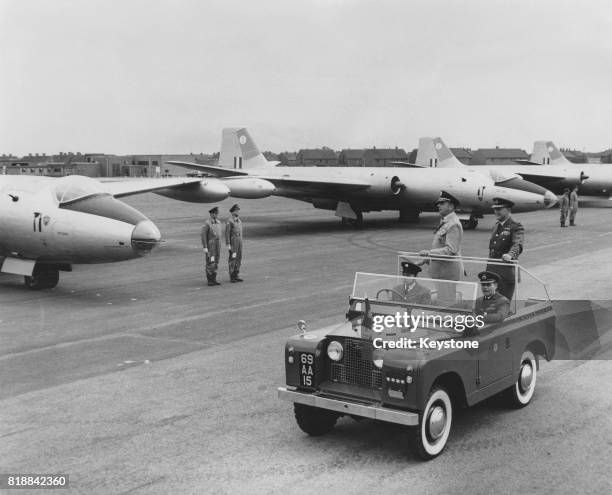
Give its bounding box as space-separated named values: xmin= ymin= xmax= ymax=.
xmin=475 ymin=271 xmax=510 ymax=323
xmin=226 ymin=204 xmax=244 ymax=283
xmin=390 ymin=261 xmax=431 ymax=304
xmin=201 ymin=206 xmax=222 ymax=286
xmin=487 ymin=197 xmax=524 ymax=301
xmin=419 ymin=191 xmax=463 ymax=305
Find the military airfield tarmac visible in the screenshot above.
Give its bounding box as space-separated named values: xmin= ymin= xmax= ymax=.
xmin=1 ymin=195 xmax=611 ymax=495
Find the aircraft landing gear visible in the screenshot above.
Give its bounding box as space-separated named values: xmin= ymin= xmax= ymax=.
xmin=460 ymin=216 xmax=479 ymax=230
xmin=24 ymin=266 xmax=60 ymax=290
xmin=399 ymin=208 xmax=420 ymax=224
xmin=340 ymin=211 xmax=364 ymax=229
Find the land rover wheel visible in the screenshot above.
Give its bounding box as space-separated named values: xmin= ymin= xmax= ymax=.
xmin=505 ymin=350 xmax=537 ymax=408
xmin=294 ymin=403 xmax=339 ymax=436
xmin=412 ymin=387 xmax=453 ymax=460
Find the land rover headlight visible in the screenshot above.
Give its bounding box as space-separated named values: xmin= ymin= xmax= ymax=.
xmin=327 ymin=341 xmax=344 ymax=361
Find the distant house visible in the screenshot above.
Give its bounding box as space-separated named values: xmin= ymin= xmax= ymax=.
xmin=278 ymin=152 xmax=297 ymax=166
xmin=561 ymin=148 xmax=588 ymax=164
xmin=470 ymin=147 xmax=529 ymax=165
xmin=338 ymin=149 xmax=366 ymax=167
xmin=296 ymin=148 xmax=337 ymax=166
xmin=600 ymin=149 xmax=612 ymax=164
xmin=339 ymin=147 xmax=408 ymax=167
xmin=450 ymin=148 xmax=473 ymax=165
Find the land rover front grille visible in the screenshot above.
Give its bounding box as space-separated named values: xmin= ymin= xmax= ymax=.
xmin=330 ymin=338 xmax=382 ymax=389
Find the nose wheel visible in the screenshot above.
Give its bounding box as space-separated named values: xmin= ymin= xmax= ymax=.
xmin=340 ymin=211 xmax=364 ymax=229
xmin=24 ymin=266 xmax=60 ymax=290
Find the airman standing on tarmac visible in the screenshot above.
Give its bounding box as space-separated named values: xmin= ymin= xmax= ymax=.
xmin=226 ymin=204 xmax=244 ymax=283
xmin=560 ymin=188 xmax=570 ymax=227
xmin=569 ymin=185 xmax=579 ymax=226
xmin=201 ymin=206 xmax=222 ymax=286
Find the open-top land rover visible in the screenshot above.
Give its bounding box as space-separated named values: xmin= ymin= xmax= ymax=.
xmin=278 ymin=253 xmax=556 ymax=460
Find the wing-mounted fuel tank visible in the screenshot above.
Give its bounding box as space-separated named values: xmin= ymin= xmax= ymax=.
xmin=223 ymin=177 xmax=275 ymax=199
xmin=154 ymin=178 xmax=230 ymax=203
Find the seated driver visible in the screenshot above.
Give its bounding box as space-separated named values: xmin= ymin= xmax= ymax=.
xmin=391 ymin=261 xmax=431 ymax=304
xmin=475 ymin=271 xmax=510 ymax=323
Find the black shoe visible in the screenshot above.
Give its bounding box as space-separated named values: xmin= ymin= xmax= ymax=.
xmin=560 ymin=225 xmax=567 ymax=227
xmin=207 ymin=282 xmax=215 ymax=286
xmin=213 ymin=281 xmax=221 ymax=286
xmin=570 ymin=223 xmax=576 ymax=226
xmin=230 ymin=279 xmax=236 ymax=283
xmin=235 ymin=277 xmax=244 ymax=282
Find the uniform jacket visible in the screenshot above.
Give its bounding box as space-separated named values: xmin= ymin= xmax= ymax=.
xmin=428 ymin=211 xmax=463 ymax=280
xmin=475 ymin=292 xmax=510 ymax=323
xmin=559 ymin=194 xmax=570 ymax=211
xmin=391 ymin=281 xmax=431 ymax=305
xmin=569 ymin=190 xmax=578 ymax=210
xmin=201 ymin=219 xmax=222 ymax=252
xmin=225 ymin=216 xmax=243 ymax=244
xmin=489 ymin=217 xmax=524 ymax=260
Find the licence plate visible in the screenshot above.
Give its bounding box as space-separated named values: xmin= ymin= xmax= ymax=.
xmin=299 ymin=352 xmax=315 ymax=387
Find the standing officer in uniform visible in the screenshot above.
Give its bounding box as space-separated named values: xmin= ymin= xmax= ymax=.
xmin=225 ymin=204 xmax=243 ymax=283
xmin=419 ymin=191 xmax=463 ymax=305
xmin=559 ymin=188 xmax=570 ymax=227
xmin=201 ymin=206 xmax=222 ymax=286
xmin=569 ymin=185 xmax=579 ymax=226
xmin=487 ymin=198 xmax=524 ymax=301
xmin=475 ymin=271 xmax=510 ymax=324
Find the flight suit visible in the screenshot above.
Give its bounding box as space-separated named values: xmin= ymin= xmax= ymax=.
xmin=475 ymin=292 xmax=510 ymax=323
xmin=487 ymin=217 xmax=524 ymax=300
xmin=391 ymin=281 xmax=431 ymax=305
xmin=569 ymin=189 xmax=578 ymax=226
xmin=201 ymin=218 xmax=222 ymax=283
xmin=559 ymin=192 xmax=570 ymax=227
xmin=225 ymin=216 xmax=243 ymax=281
xmin=428 ymin=211 xmax=463 ymax=305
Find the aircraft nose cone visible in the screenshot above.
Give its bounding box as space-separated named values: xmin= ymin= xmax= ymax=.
xmin=202 ymin=179 xmax=230 ymax=201
xmin=543 ymin=190 xmax=558 ymax=208
xmin=131 ymin=220 xmax=162 ymax=255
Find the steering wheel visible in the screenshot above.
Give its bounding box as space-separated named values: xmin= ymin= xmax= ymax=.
xmin=376 ymin=288 xmax=405 ymax=301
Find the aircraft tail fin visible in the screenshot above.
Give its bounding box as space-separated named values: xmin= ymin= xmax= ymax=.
xmin=415 ymin=137 xmax=465 ymax=168
xmin=531 ymin=140 xmax=571 ymax=166
xmin=218 ymin=128 xmax=275 ymax=170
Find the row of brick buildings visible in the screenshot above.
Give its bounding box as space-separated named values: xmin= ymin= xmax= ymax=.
xmin=1 ymin=146 xmax=609 ymax=178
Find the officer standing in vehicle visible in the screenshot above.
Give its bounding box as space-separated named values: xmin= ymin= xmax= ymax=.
xmin=419 ymin=191 xmax=463 ymax=305
xmin=559 ymin=188 xmax=570 ymax=227
xmin=201 ymin=206 xmax=222 ymax=286
xmin=569 ymin=185 xmax=579 ymax=226
xmin=475 ymin=271 xmax=510 ymax=323
xmin=487 ymin=198 xmax=524 ymax=301
xmin=225 ymin=204 xmax=243 ymax=283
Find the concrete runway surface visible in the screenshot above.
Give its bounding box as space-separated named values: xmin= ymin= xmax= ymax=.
xmin=1 ymin=195 xmax=611 ymax=495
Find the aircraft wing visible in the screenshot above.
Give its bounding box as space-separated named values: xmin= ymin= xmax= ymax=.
xmin=514 ymin=159 xmax=544 ymax=166
xmin=259 ymin=175 xmax=371 ymax=194
xmin=166 ymin=161 xmax=249 ymax=177
xmin=388 ymin=161 xmax=428 ymax=168
xmin=101 ymin=178 xmax=205 ymax=198
xmin=512 ymin=172 xmax=570 ymax=183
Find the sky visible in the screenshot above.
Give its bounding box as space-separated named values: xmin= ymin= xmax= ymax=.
xmin=1 ymin=0 xmax=611 ymax=155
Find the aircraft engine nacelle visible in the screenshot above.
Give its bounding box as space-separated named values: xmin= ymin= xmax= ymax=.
xmin=224 ymin=177 xmax=275 ymax=199
xmin=154 ymin=178 xmax=230 ymax=203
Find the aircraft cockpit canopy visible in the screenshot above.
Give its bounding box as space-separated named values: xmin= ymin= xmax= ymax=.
xmin=53 ymin=176 xmax=110 ymax=205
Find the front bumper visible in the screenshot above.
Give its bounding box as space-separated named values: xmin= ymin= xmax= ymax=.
xmin=278 ymin=387 xmax=419 ymax=426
